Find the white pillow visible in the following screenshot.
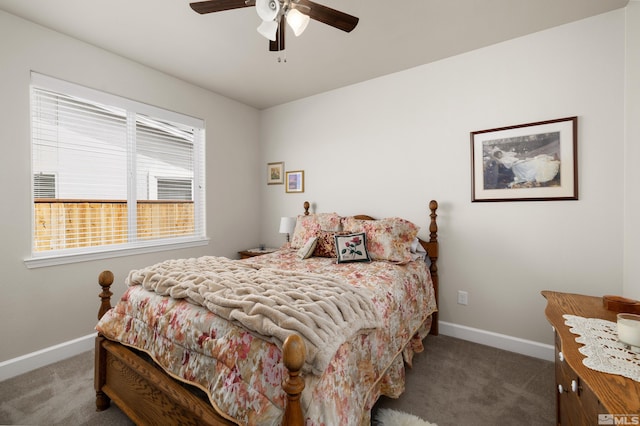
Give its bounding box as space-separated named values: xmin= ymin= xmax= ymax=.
xmin=411 ymin=237 xmax=420 ymax=253
xmin=297 ymin=237 xmax=318 ymax=259
xmin=410 ymin=237 xmax=429 ymax=262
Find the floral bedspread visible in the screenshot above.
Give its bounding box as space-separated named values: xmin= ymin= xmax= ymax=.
xmin=96 ymin=249 xmax=437 ymax=426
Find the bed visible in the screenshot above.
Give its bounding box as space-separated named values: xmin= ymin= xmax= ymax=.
xmin=94 ymin=200 xmax=440 ymax=426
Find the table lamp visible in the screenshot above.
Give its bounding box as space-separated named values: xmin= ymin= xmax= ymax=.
xmin=279 ymin=217 xmax=296 ymax=242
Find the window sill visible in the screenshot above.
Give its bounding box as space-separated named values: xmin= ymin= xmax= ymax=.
xmin=24 ymin=237 xmax=210 ymax=269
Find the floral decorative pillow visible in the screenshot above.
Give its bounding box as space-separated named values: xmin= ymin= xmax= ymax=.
xmin=335 ymin=233 xmax=370 ymax=263
xmin=341 ymin=216 xmax=369 ymax=233
xmin=316 ymin=213 xmax=342 ymax=232
xmin=297 ymin=237 xmax=318 ymax=259
xmin=290 ymin=213 xmax=342 ymax=248
xmin=313 ymin=230 xmax=345 ymax=257
xmin=290 ymin=215 xmax=321 ymax=248
xmin=362 ymin=217 xmax=419 ymax=263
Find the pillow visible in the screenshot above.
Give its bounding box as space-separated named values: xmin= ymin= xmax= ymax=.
xmin=335 ymin=233 xmax=371 ymax=263
xmin=411 ymin=237 xmax=420 ymax=253
xmin=313 ymin=230 xmax=344 ymax=257
xmin=290 ymin=215 xmax=321 ymax=248
xmin=316 ymin=213 xmax=342 ymax=232
xmin=410 ymin=238 xmax=428 ymax=262
xmin=341 ymin=216 xmax=369 ymax=233
xmin=362 ymin=217 xmax=419 ymax=263
xmin=290 ymin=213 xmax=342 ymax=248
xmin=297 ymin=237 xmax=318 ymax=259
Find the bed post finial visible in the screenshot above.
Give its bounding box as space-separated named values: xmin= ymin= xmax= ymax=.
xmin=303 ymin=201 xmax=310 ymax=216
xmin=98 ymin=271 xmax=114 ymax=320
xmin=282 ymin=334 xmax=306 ymax=426
xmin=429 ymin=200 xmax=438 ymax=243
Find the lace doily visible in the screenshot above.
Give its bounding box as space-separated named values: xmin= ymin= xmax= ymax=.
xmin=563 ymin=314 xmax=640 ymax=382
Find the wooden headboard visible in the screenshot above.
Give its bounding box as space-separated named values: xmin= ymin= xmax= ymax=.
xmin=301 ymin=200 xmax=440 ymax=335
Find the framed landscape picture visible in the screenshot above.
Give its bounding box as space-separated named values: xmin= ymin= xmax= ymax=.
xmin=471 ymin=116 xmax=578 ymax=202
xmin=285 ymin=170 xmax=304 ymax=193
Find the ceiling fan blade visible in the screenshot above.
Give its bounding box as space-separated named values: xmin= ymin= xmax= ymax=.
xmin=295 ymin=0 xmax=359 ymax=33
xmin=269 ymin=16 xmax=286 ymax=51
xmin=190 ymin=0 xmax=253 ymax=14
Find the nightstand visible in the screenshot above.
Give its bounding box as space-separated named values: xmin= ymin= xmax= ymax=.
xmin=238 ymin=248 xmax=277 ymax=259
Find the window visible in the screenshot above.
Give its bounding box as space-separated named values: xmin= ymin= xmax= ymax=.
xmin=156 ymin=178 xmax=193 ymax=201
xmin=33 ymin=173 xmax=56 ymax=198
xmin=27 ymin=73 xmax=206 ymax=267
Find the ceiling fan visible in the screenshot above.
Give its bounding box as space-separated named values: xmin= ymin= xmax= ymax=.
xmin=190 ymin=0 xmax=359 ymax=52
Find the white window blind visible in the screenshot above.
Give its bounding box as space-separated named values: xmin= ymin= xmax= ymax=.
xmin=29 ymin=73 xmax=206 ymax=264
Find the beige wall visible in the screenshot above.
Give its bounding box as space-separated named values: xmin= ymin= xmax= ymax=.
xmin=0 ymin=11 xmax=261 ymax=362
xmin=259 ymin=9 xmax=629 ymax=347
xmin=624 ymin=0 xmax=640 ymax=299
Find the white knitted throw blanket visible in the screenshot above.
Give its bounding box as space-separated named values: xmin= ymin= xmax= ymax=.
xmin=126 ymin=256 xmax=381 ymax=374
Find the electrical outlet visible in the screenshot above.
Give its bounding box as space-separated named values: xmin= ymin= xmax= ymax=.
xmin=457 ymin=290 xmax=468 ymax=305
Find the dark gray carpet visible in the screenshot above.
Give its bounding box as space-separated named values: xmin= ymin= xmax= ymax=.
xmin=0 ymin=335 xmax=554 ymax=425
xmin=0 ymin=348 xmax=132 ymax=426
xmin=372 ymin=335 xmax=555 ymax=425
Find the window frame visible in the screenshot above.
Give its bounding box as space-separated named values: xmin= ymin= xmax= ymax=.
xmin=25 ymin=73 xmax=208 ymax=269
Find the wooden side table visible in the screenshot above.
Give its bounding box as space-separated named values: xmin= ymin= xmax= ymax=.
xmin=238 ymin=248 xmax=277 ymax=259
xmin=542 ymin=291 xmax=640 ymax=425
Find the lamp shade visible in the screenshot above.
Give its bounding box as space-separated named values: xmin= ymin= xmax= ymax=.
xmin=279 ymin=217 xmax=296 ymax=235
xmin=257 ymin=20 xmax=279 ymax=41
xmin=286 ymin=9 xmax=310 ymax=37
xmin=256 ymin=0 xmax=280 ymax=21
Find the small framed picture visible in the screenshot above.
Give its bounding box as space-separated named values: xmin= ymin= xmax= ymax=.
xmin=471 ymin=116 xmax=578 ymax=202
xmin=267 ymin=162 xmax=284 ymax=185
xmin=285 ymin=170 xmax=304 ymax=193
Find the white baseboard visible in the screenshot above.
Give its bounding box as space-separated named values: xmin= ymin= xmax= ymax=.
xmin=0 ymin=323 xmax=555 ymax=382
xmin=439 ymin=321 xmax=555 ymax=362
xmin=0 ymin=333 xmax=95 ymax=382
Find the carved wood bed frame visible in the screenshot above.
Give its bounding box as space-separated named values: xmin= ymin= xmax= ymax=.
xmin=94 ymin=200 xmax=439 ymax=426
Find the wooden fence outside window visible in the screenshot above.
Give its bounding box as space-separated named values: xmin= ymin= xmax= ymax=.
xmin=34 ymin=199 xmax=195 ymax=252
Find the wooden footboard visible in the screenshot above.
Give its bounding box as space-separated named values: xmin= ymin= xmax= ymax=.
xmin=94 ymin=271 xmax=306 ymax=426
xmin=95 ymin=335 xmax=235 ymax=425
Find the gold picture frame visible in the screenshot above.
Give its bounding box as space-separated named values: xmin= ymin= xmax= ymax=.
xmin=267 ymin=162 xmax=284 ymax=185
xmin=285 ymin=170 xmax=304 ymax=193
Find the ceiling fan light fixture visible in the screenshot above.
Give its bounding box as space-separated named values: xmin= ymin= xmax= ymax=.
xmin=257 ymin=19 xmax=279 ymax=41
xmin=286 ymin=8 xmax=310 ymax=37
xmin=255 ymin=0 xmax=280 ymax=21
xmin=189 ymin=0 xmax=360 ymax=52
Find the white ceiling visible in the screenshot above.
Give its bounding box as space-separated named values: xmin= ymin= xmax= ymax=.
xmin=0 ymin=0 xmax=629 ymax=109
